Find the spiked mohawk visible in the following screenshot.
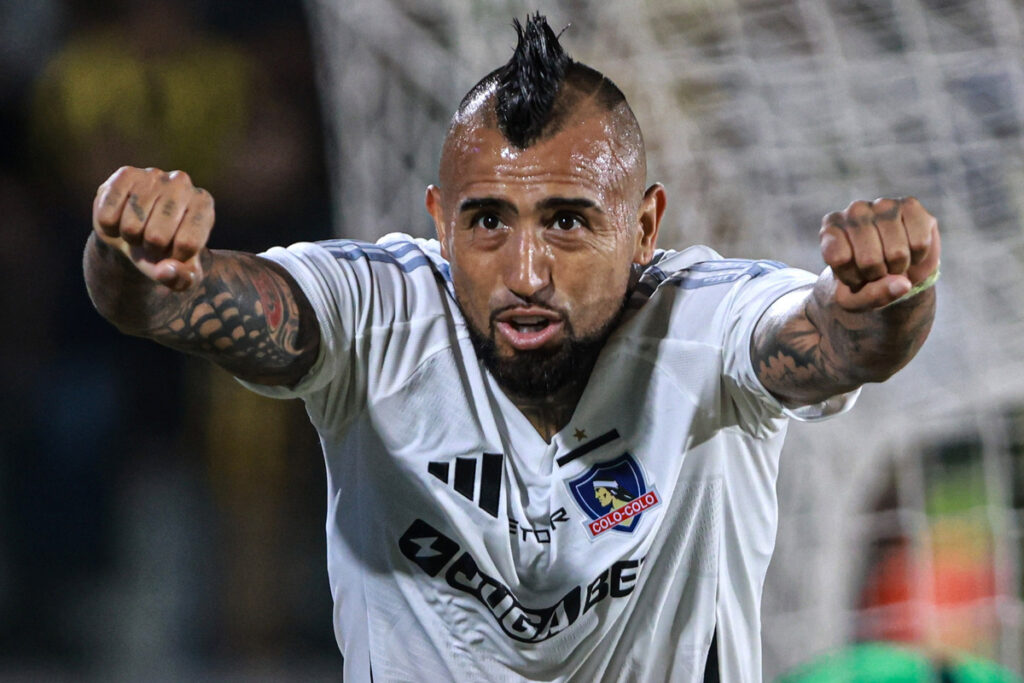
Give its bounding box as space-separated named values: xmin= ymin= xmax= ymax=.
xmin=494 ymin=13 xmax=573 ymax=148
xmin=450 ymin=13 xmax=634 ymax=154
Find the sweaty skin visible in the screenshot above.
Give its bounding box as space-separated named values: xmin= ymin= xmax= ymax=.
xmin=427 ymin=94 xmax=664 ymax=441
xmin=85 ymin=93 xmax=937 ymax=439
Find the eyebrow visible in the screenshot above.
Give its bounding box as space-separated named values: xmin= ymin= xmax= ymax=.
xmin=458 ymin=196 xmax=603 ymax=215
xmin=536 ymin=197 xmax=603 ymax=214
xmin=459 ymin=197 xmax=518 ymax=215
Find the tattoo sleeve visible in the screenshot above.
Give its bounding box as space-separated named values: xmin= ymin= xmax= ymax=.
xmin=85 ymin=235 xmax=319 ymax=386
xmin=751 ymin=274 xmax=935 ymax=405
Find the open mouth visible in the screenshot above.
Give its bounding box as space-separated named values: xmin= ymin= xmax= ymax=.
xmin=494 ymin=309 xmax=565 ymax=351
xmin=507 ymin=316 xmax=551 ymax=333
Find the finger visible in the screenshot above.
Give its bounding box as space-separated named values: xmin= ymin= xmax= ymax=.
xmin=117 ymin=242 xmax=199 ymax=291
xmin=151 ymin=258 xmax=200 ymax=292
xmin=821 ymin=213 xmax=865 ymax=291
xmin=141 ymin=172 xmax=191 ymax=260
xmin=118 ymin=178 xmax=160 ymax=245
xmin=899 ymin=196 xmax=937 ymax=267
xmin=843 ymin=200 xmax=888 ymax=284
xmin=93 ymin=167 xmax=135 ymax=237
xmin=171 ymin=187 xmax=214 ymax=263
xmin=870 ymin=198 xmax=911 ymax=275
xmin=834 ymin=273 xmax=912 ymax=312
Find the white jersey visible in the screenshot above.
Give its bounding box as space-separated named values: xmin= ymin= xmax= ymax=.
xmin=241 ymin=234 xmax=856 ymax=682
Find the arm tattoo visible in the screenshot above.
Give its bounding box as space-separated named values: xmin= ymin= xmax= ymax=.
xmin=752 ymin=280 xmax=935 ymax=405
xmin=139 ymin=250 xmax=319 ymax=386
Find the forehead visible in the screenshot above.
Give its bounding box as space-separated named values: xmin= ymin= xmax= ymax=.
xmin=440 ymin=113 xmax=641 ymax=207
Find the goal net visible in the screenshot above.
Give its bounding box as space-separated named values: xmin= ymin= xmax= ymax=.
xmin=305 ymin=0 xmax=1024 ymax=675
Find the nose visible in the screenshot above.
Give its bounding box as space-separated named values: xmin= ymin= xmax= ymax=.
xmin=503 ymin=227 xmax=552 ymax=300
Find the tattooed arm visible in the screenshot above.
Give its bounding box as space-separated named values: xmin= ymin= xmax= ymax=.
xmin=752 ymin=197 xmax=940 ymax=405
xmin=84 ymin=166 xmax=319 ymax=386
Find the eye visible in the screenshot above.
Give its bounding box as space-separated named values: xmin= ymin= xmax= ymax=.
xmin=472 ymin=213 xmax=503 ymax=230
xmin=553 ymin=212 xmax=585 ymax=231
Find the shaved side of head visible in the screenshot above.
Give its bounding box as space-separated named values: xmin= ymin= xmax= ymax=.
xmin=440 ymin=13 xmax=647 ymax=201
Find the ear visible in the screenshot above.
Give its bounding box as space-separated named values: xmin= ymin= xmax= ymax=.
xmin=633 ymin=183 xmax=666 ymax=264
xmin=425 ymin=185 xmax=450 ymax=260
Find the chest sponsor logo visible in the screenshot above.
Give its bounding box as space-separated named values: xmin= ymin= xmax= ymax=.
xmin=566 ymin=453 xmax=661 ymax=538
xmin=399 ymin=518 xmax=643 ymax=643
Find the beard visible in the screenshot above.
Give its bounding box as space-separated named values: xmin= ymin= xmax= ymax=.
xmin=464 ymin=298 xmax=628 ymax=401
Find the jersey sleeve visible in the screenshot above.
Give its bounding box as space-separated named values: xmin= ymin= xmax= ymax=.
xmin=717 ymin=264 xmax=859 ymax=435
xmin=634 ymin=249 xmax=859 ymax=437
xmin=235 ymin=235 xmax=454 ymax=432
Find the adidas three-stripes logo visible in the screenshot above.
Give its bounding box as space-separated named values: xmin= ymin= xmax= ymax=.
xmin=428 ymin=453 xmax=502 ymax=518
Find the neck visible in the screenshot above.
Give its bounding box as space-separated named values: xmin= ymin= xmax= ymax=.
xmin=507 ymin=379 xmax=587 ymax=443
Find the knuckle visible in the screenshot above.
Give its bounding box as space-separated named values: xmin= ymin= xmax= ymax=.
xmin=822 ymin=211 xmax=844 ymax=227
xmin=100 ymin=190 xmax=121 ymax=208
xmin=862 ymin=266 xmax=887 ymax=281
xmin=95 ymin=216 xmax=117 ymax=232
xmin=168 ymin=169 xmax=192 ymax=184
xmin=192 ymin=187 xmax=213 ymax=204
xmin=175 ymin=237 xmax=200 ymax=255
xmin=119 ymin=222 xmax=142 ymax=237
xmin=909 ymin=236 xmax=930 ymax=252
xmin=872 ymin=197 xmax=900 ymax=217
xmin=858 ymin=254 xmax=884 ymax=270
xmin=844 ymin=202 xmax=873 ymax=228
xmin=887 ymin=247 xmax=910 ymax=264
xmin=855 ymin=254 xmax=887 ymax=277
xmin=144 ymin=232 xmax=169 ymax=249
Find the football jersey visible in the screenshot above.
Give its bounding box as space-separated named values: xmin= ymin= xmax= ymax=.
xmin=240 ymin=234 xmax=857 ymax=682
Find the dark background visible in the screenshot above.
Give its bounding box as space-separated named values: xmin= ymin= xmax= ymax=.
xmin=0 ymin=0 xmax=339 ymax=679
xmin=5 ymin=0 xmax=1024 ymax=678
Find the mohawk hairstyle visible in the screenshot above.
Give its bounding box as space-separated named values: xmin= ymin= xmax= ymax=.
xmin=452 ymin=13 xmax=633 ymax=151
xmin=494 ymin=13 xmax=573 ymax=148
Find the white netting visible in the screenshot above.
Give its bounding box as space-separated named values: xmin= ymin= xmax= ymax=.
xmin=305 ymin=0 xmax=1024 ymax=675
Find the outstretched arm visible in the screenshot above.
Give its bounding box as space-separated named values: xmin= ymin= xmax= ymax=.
xmin=84 ymin=166 xmax=319 ymax=386
xmin=752 ymin=197 xmax=940 ymax=406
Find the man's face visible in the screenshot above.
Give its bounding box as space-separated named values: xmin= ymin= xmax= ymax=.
xmin=427 ymin=105 xmax=663 ymax=399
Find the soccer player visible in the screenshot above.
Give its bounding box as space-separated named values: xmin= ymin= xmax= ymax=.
xmin=84 ymin=14 xmax=939 ymax=682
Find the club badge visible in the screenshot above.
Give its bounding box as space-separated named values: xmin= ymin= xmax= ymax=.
xmin=566 ymin=453 xmax=661 ymax=538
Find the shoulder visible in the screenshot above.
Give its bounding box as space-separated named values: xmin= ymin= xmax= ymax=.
xmin=629 ymin=246 xmax=792 ymax=308
xmin=317 ymin=233 xmax=452 ymax=283
xmin=263 ymin=233 xmax=455 ymax=308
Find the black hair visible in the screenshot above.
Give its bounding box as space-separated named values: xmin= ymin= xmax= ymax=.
xmin=495 ymin=13 xmax=572 ymax=148
xmin=456 ymin=13 xmax=630 ymax=149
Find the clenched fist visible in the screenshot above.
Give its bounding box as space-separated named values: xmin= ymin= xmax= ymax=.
xmin=820 ymin=197 xmax=941 ymax=312
xmin=92 ymin=166 xmax=214 ymax=291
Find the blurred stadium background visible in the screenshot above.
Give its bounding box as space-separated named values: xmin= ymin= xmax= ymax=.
xmin=2 ymin=0 xmax=1023 ymax=680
